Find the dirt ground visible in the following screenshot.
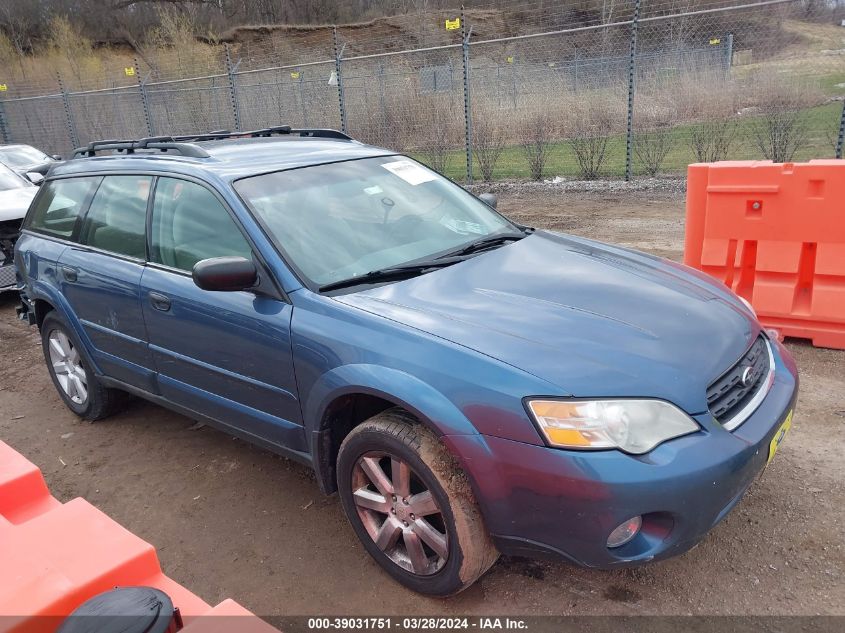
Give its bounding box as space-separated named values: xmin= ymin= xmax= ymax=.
xmin=1 ymin=188 xmax=843 ymax=617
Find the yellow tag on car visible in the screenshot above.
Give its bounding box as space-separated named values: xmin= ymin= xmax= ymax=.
xmin=767 ymin=410 xmax=793 ymax=465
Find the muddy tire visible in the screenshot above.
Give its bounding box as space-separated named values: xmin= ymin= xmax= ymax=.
xmin=337 ymin=408 xmax=498 ymax=596
xmin=40 ymin=312 xmax=124 ymax=421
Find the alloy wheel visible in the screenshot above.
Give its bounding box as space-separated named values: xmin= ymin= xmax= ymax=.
xmin=48 ymin=330 xmax=88 ymax=405
xmin=351 ymin=452 xmax=449 ymax=575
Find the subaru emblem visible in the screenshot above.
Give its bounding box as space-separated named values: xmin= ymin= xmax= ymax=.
xmin=741 ymin=366 xmax=755 ymax=387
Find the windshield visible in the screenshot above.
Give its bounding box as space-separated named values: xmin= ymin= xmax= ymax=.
xmin=234 ymin=156 xmax=516 ymax=288
xmin=0 ymin=163 xmax=28 ymax=191
xmin=0 ymin=145 xmax=50 ymax=168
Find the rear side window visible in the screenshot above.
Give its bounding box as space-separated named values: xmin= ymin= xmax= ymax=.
xmin=79 ymin=175 xmax=151 ymax=260
xmin=26 ymin=177 xmax=101 ymax=238
xmin=150 ymin=177 xmax=252 ymax=272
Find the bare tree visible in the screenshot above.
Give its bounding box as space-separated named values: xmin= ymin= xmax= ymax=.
xmin=689 ymin=120 xmax=736 ymax=163
xmin=634 ymin=128 xmax=671 ymax=176
xmin=520 ymin=112 xmax=554 ymax=181
xmin=472 ymin=114 xmax=505 ymax=182
xmin=568 ymin=101 xmax=615 ymax=180
xmin=750 ymin=80 xmax=814 ymax=163
xmin=406 ymin=95 xmax=460 ymax=173
xmin=753 ymin=108 xmax=807 ymax=163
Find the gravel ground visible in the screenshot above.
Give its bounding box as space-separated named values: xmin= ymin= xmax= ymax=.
xmin=1 ymin=187 xmax=843 ymax=617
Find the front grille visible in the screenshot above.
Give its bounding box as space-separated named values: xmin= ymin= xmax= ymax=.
xmin=707 ymin=336 xmax=772 ymax=429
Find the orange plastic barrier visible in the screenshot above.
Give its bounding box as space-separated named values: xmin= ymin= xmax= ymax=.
xmin=684 ymin=159 xmax=845 ymax=350
xmin=0 ymin=440 xmax=279 ymax=633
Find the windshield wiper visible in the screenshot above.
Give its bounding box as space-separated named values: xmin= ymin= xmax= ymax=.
xmin=319 ymin=231 xmax=531 ymax=293
xmin=319 ymin=256 xmax=465 ymax=293
xmin=438 ymin=231 xmax=529 ymax=259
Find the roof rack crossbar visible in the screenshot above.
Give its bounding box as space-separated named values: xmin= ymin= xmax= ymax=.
xmin=72 ymin=139 xmax=211 ymax=158
xmin=71 ymin=125 xmax=352 ymax=159
xmin=166 ymin=126 xmax=350 ymax=142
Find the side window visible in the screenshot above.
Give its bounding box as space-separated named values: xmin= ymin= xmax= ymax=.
xmin=150 ymin=177 xmax=252 ymax=272
xmin=26 ymin=177 xmax=101 ymax=238
xmin=79 ymin=175 xmax=151 ymax=259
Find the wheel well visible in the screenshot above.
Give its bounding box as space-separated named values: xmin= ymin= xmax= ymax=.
xmin=33 ymin=299 xmax=54 ymax=329
xmin=316 ymin=393 xmax=401 ymax=494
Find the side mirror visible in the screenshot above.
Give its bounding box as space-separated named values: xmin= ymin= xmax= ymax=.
xmin=192 ymin=256 xmax=257 ymax=292
xmin=25 ymin=172 xmax=45 ymax=186
xmin=478 ymin=192 xmax=498 ymax=209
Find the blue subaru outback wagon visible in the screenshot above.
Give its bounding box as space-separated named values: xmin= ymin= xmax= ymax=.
xmin=15 ymin=127 xmax=798 ymax=595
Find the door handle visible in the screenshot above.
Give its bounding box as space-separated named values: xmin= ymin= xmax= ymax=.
xmin=61 ymin=266 xmax=77 ymax=283
xmin=148 ymin=291 xmax=171 ymax=312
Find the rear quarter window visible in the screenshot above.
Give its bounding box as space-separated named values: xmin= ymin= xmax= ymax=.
xmin=26 ymin=177 xmax=101 ymax=239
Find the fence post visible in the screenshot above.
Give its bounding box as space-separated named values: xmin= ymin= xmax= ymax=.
xmin=724 ymin=33 xmax=734 ymax=78
xmin=135 ymin=58 xmax=155 ymax=137
xmin=332 ymin=27 xmax=348 ymax=135
xmin=57 ymin=74 xmax=79 ymax=149
xmin=224 ymin=44 xmax=242 ymax=132
xmin=298 ymin=73 xmax=309 ymax=127
xmin=461 ymin=7 xmax=473 ymax=184
xmin=625 ymin=0 xmax=642 ymax=182
xmin=0 ymin=99 xmax=9 ymax=144
xmin=377 ymin=61 xmax=387 ymax=122
xmin=836 ymin=99 xmax=845 ymax=160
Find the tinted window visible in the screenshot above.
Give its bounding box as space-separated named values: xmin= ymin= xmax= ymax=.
xmin=150 ymin=178 xmax=252 ymax=272
xmin=26 ymin=177 xmax=101 ymax=238
xmin=79 ymin=175 xmax=151 ymax=259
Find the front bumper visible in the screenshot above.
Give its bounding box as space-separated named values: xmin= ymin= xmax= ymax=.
xmin=445 ymin=337 xmax=799 ymax=568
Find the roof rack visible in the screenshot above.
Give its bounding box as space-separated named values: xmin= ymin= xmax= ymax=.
xmin=71 ymin=126 xmax=352 ymax=159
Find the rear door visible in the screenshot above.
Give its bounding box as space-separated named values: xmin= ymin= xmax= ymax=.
xmin=139 ymin=176 xmax=304 ymax=452
xmin=57 ymin=174 xmax=155 ymax=391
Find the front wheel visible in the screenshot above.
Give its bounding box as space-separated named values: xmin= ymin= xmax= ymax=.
xmin=337 ymin=409 xmax=498 ymax=596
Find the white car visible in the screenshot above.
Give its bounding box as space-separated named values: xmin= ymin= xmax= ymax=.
xmin=0 ymin=144 xmax=59 ymax=178
xmin=0 ymin=163 xmax=37 ymax=293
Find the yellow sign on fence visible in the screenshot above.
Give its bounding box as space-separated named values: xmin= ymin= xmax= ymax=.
xmin=506 ymin=56 xmax=514 ymax=64
xmin=709 ymin=37 xmax=721 ymax=45
xmin=0 ymin=84 xmax=7 ymax=91
xmin=445 ymin=18 xmax=461 ymax=31
xmin=124 ymin=67 xmax=136 ymax=77
xmin=290 ymin=71 xmax=301 ymax=79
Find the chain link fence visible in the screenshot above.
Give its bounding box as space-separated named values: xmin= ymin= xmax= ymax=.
xmin=0 ymin=0 xmax=842 ymax=182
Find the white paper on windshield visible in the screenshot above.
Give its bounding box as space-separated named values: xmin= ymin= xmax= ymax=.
xmin=363 ymin=185 xmax=383 ymax=195
xmin=381 ymin=160 xmax=437 ymax=186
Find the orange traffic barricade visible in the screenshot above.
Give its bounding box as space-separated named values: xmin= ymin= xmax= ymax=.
xmin=0 ymin=440 xmax=280 ymax=633
xmin=684 ymin=159 xmax=845 ymax=350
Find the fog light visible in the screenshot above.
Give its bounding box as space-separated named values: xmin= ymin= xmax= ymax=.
xmin=607 ymin=516 xmax=642 ymax=548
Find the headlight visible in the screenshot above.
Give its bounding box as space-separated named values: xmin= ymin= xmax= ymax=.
xmin=739 ymin=296 xmax=757 ymax=318
xmin=526 ymin=399 xmax=699 ymax=454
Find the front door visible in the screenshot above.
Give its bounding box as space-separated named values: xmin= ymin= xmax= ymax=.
xmin=139 ymin=176 xmax=304 ymax=452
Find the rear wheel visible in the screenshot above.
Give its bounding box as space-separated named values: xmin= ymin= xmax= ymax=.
xmin=337 ymin=409 xmax=498 ymax=596
xmin=41 ymin=312 xmax=124 ymax=421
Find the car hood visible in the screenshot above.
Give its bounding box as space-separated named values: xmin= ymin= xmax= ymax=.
xmin=0 ymin=187 xmax=36 ymax=222
xmin=337 ymin=231 xmax=758 ymax=414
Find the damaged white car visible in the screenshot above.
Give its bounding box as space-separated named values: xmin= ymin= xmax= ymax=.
xmin=0 ymin=163 xmax=37 ymax=293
